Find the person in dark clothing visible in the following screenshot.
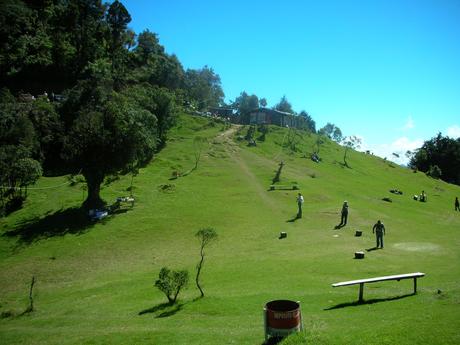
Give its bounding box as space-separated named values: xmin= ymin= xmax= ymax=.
xmin=339 ymin=201 xmax=348 ymax=226
xmin=455 ymin=197 xmax=460 ymax=211
xmin=372 ymin=220 xmax=386 ymax=249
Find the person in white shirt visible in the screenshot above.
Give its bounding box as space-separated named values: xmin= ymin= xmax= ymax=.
xmin=296 ymin=193 xmax=304 ymax=218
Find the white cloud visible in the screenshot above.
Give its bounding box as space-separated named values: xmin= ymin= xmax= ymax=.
xmin=360 ymin=136 xmax=424 ymax=166
xmin=446 ymin=125 xmax=460 ymax=138
xmin=401 ymin=116 xmax=414 ymax=131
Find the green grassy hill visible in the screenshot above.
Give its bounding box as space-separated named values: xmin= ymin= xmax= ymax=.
xmin=1 ymin=114 xmax=459 ymax=345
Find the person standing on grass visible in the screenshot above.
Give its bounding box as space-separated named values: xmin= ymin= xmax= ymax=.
xmin=455 ymin=197 xmax=460 ymax=211
xmin=420 ymin=190 xmax=427 ymax=202
xmin=372 ymin=220 xmax=386 ymax=249
xmin=296 ymin=193 xmax=304 ymax=218
xmin=339 ymin=201 xmax=349 ymax=226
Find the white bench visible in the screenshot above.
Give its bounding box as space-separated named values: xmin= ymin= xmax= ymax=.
xmin=332 ymin=272 xmax=425 ymax=302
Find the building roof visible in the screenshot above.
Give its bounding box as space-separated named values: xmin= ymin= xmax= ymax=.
xmin=249 ymin=107 xmax=294 ymax=116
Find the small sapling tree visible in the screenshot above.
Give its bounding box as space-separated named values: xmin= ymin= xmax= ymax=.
xmin=23 ymin=276 xmax=36 ymax=314
xmin=195 ymin=227 xmax=218 ymax=298
xmin=193 ymin=136 xmax=207 ymax=170
xmin=155 ymin=267 xmax=189 ymax=304
xmin=342 ymin=135 xmax=362 ymax=167
xmin=313 ymin=134 xmax=325 ymax=154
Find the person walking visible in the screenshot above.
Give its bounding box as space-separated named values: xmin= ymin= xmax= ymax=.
xmin=296 ymin=193 xmax=304 ymax=218
xmin=372 ymin=220 xmax=386 ymax=249
xmin=455 ymin=197 xmax=460 ymax=211
xmin=339 ymin=201 xmax=348 ymax=226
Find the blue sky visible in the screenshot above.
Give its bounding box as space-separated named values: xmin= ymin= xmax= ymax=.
xmin=122 ymin=0 xmax=460 ymax=164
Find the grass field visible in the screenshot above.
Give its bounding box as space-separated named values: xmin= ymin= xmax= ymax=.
xmin=1 ymin=114 xmax=459 ymax=344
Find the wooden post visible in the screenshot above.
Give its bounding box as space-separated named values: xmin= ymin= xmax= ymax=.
xmin=359 ymin=283 xmax=364 ymax=302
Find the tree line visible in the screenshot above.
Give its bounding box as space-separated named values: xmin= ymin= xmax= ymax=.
xmin=4 ymin=0 xmax=454 ymax=216
xmin=408 ymin=133 xmax=460 ymax=185
xmin=0 ymin=0 xmax=225 ymax=213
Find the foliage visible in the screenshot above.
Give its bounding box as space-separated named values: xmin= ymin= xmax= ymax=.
xmin=61 ymin=76 xmax=158 ymax=208
xmin=154 ymin=267 xmax=189 ymax=304
xmin=126 ymin=84 xmax=177 ymax=148
xmin=427 ymin=165 xmax=442 ymax=179
xmin=233 ymin=91 xmax=259 ymax=123
xmin=0 ymin=101 xmax=42 ymax=212
xmin=298 ymin=110 xmax=316 ymax=133
xmin=274 ymin=95 xmax=294 ymax=114
xmin=319 ymin=122 xmax=342 ymax=142
xmin=342 ymin=135 xmax=362 ymax=167
xmin=285 ymin=128 xmax=302 ymax=152
xmin=0 ymin=0 xmax=215 ymax=210
xmin=131 ymin=30 xmax=185 ymax=90
xmin=409 ymin=133 xmax=460 ymax=185
xmin=195 ymin=228 xmax=218 ymax=298
xmin=184 ymin=66 xmax=224 ymax=110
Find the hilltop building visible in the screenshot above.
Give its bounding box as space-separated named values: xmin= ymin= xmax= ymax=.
xmin=248 ymin=108 xmax=307 ymax=129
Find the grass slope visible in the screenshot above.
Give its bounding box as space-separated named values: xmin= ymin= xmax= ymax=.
xmin=1 ymin=114 xmax=459 ymax=345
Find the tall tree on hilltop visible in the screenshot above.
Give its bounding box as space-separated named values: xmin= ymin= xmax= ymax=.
xmin=66 ymin=0 xmax=108 ymax=78
xmin=259 ymin=98 xmax=268 ymax=108
xmin=319 ymin=122 xmax=342 ymax=142
xmin=185 ymin=66 xmax=224 ymax=110
xmin=410 ymin=133 xmax=460 ymax=185
xmin=106 ymin=0 xmax=131 ymax=88
xmin=134 ymin=30 xmax=164 ymax=64
xmin=233 ymin=91 xmax=259 ymax=123
xmin=0 ymin=99 xmax=42 ymax=212
xmin=0 ymin=0 xmax=53 ymax=91
xmin=127 ymin=84 xmax=177 ymax=148
xmin=299 ymin=110 xmax=316 ymax=133
xmin=131 ymin=30 xmax=184 ymax=90
xmin=274 ymin=95 xmax=294 ymax=114
xmin=124 ymin=28 xmax=136 ymax=50
xmin=61 ymin=61 xmax=159 ymax=209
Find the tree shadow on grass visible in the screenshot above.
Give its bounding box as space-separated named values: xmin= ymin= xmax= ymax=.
xmin=324 ymin=293 xmax=415 ymax=310
xmin=338 ymin=161 xmax=351 ymax=169
xmin=138 ymin=302 xmax=185 ymax=318
xmin=286 ymin=215 xmax=300 ymax=223
xmin=3 ymin=207 xmax=99 ymax=244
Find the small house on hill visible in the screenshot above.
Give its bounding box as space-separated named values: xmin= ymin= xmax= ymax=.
xmin=248 ymin=108 xmax=305 ymax=128
xmin=209 ymin=107 xmax=235 ymax=118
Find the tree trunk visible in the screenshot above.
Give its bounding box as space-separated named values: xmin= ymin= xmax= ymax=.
xmin=344 ymin=147 xmax=349 ymax=167
xmin=195 ymin=249 xmax=205 ymax=298
xmin=82 ymin=170 xmax=105 ymax=210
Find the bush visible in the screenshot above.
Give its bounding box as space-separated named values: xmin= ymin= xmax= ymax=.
xmin=154 ymin=267 xmax=189 ymax=304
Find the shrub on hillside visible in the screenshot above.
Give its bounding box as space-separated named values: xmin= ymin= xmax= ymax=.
xmin=154 ymin=267 xmax=189 ymax=304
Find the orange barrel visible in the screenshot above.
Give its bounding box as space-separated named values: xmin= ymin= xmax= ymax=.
xmin=264 ymin=300 xmax=302 ymax=340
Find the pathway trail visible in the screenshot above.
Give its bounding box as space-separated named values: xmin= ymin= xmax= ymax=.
xmin=212 ymin=126 xmax=278 ymax=210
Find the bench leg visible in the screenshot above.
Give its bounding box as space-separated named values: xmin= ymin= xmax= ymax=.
xmin=413 ymin=278 xmax=417 ymax=294
xmin=359 ymin=283 xmax=364 ymax=302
